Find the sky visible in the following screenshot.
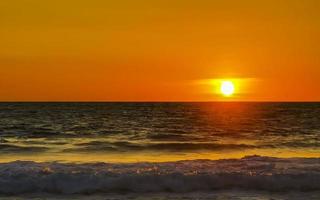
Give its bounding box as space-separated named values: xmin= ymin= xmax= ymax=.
xmin=1 ymin=0 xmax=320 ymax=101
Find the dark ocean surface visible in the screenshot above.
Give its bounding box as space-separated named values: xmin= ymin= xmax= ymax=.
xmin=0 ymin=102 xmax=319 ymax=162
xmin=0 ymin=103 xmax=319 ymax=197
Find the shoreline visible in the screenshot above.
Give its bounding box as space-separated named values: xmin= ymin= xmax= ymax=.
xmin=1 ymin=191 xmax=320 ymax=200
xmin=1 ymin=154 xmax=320 ymax=164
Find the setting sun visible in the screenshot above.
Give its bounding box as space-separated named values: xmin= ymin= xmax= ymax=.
xmin=220 ymin=81 xmax=235 ymax=96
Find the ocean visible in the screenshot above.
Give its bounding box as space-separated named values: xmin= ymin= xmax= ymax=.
xmin=0 ymin=102 xmax=319 ymax=199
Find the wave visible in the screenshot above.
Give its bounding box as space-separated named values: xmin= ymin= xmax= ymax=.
xmin=0 ymin=144 xmax=48 ymax=153
xmin=65 ymin=141 xmax=256 ymax=152
xmin=0 ymin=155 xmax=319 ymax=195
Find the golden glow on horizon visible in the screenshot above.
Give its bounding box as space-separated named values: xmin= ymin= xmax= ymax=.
xmin=197 ymin=78 xmax=250 ymax=100
xmin=220 ymin=81 xmax=235 ymax=96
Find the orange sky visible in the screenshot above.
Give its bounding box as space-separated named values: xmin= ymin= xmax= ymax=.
xmin=1 ymin=0 xmax=320 ymax=101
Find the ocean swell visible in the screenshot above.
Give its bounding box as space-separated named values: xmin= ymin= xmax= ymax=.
xmin=0 ymin=156 xmax=319 ymax=195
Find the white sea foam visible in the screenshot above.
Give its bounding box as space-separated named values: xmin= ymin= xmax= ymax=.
xmin=0 ymin=156 xmax=319 ymax=195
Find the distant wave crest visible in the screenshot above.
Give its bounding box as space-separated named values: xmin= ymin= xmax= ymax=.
xmin=66 ymin=141 xmax=255 ymax=152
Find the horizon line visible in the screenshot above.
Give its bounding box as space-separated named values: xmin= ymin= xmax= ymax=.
xmin=0 ymin=101 xmax=319 ymax=103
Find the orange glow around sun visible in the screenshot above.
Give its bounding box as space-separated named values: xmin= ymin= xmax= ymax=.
xmin=196 ymin=78 xmax=254 ymax=101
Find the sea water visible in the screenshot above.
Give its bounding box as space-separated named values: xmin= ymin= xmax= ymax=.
xmin=0 ymin=102 xmax=319 ymax=198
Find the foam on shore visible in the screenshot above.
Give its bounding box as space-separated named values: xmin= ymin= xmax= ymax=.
xmin=0 ymin=155 xmax=319 ymax=195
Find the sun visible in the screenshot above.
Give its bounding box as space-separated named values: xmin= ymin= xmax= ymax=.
xmin=220 ymin=81 xmax=235 ymax=96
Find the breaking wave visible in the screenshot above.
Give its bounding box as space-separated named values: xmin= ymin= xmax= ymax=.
xmin=0 ymin=155 xmax=319 ymax=195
